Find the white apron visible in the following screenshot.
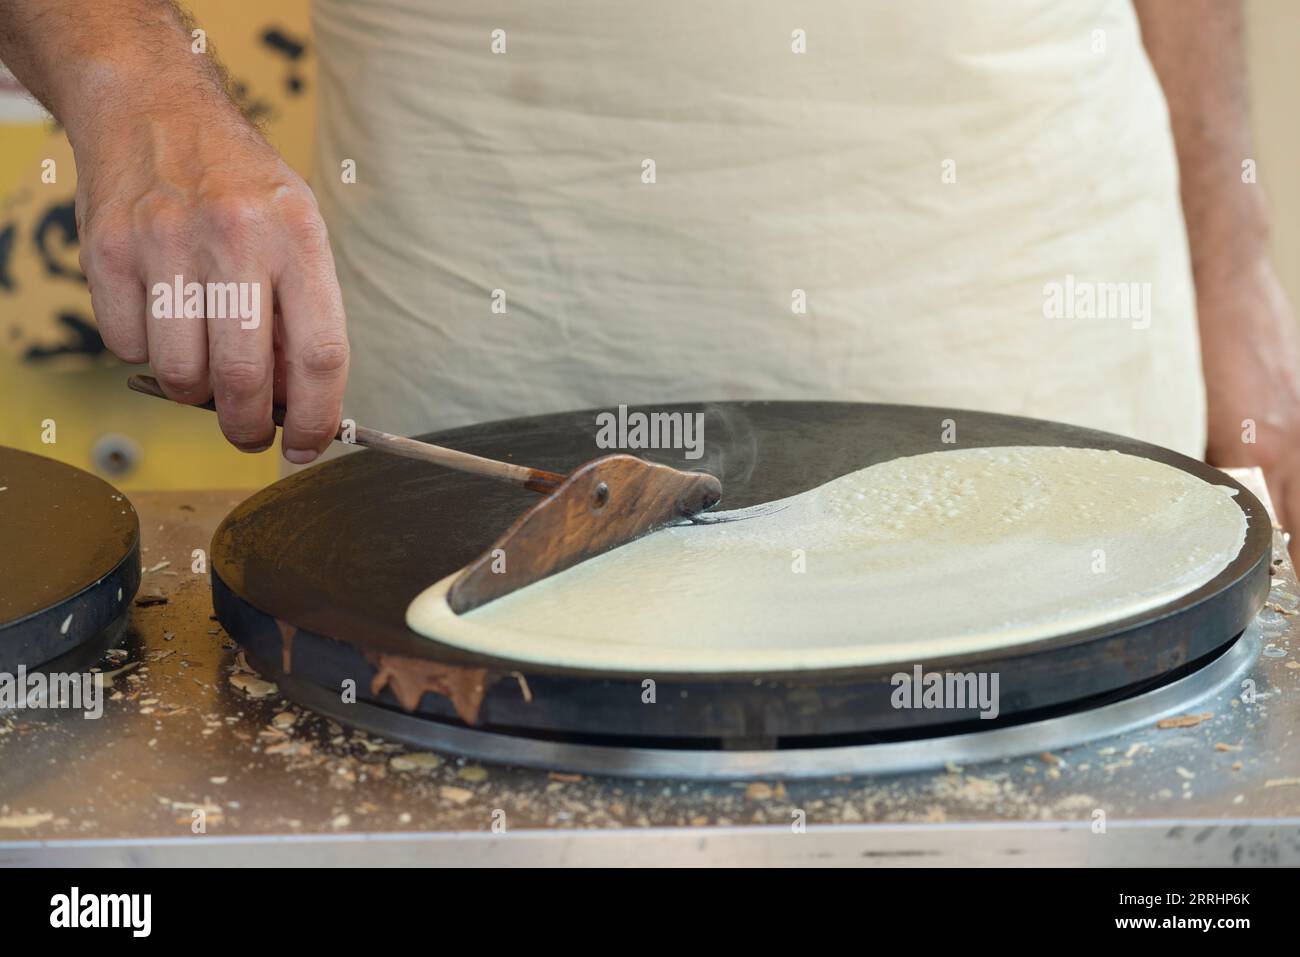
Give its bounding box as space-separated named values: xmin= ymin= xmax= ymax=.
xmin=311 ymin=0 xmax=1204 ymax=457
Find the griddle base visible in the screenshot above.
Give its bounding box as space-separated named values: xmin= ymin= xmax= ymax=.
xmin=252 ymin=627 xmax=1258 ymax=780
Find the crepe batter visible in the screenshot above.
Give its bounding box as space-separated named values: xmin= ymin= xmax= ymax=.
xmin=406 ymin=447 xmax=1248 ymax=673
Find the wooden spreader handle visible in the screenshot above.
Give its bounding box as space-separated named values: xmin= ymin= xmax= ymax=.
xmin=128 ymin=375 xmax=724 ymax=613
xmin=126 ymin=374 xmax=565 ymax=494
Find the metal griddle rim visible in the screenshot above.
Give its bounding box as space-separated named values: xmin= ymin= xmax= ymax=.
xmin=209 ymin=402 xmax=1271 ymax=741
xmin=212 ymin=401 xmax=1269 ymax=681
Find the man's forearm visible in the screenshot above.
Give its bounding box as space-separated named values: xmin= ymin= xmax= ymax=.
xmin=1134 ymin=0 xmax=1271 ymax=286
xmin=0 ymin=0 xmax=236 ymax=153
xmin=1136 ymin=0 xmax=1300 ymax=555
xmin=0 ymin=0 xmax=350 ymax=462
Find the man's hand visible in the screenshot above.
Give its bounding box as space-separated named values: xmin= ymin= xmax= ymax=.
xmin=0 ymin=0 xmax=348 ymax=463
xmin=1201 ymin=258 xmax=1300 ymax=545
xmin=1137 ymin=0 xmax=1300 ymax=555
xmin=75 ymin=99 xmax=349 ymax=462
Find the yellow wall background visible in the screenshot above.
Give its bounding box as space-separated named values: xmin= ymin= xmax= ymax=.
xmin=1246 ymin=0 xmax=1300 ymax=313
xmin=0 ymin=2 xmax=1296 ymax=490
xmin=0 ymin=0 xmax=312 ymax=490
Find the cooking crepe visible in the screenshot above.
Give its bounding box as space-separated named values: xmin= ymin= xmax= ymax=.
xmin=406 ymin=447 xmax=1248 ymax=672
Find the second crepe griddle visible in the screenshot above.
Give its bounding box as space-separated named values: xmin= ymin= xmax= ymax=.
xmin=210 ymin=403 xmax=1271 ymax=745
xmin=0 ymin=447 xmax=140 ymax=676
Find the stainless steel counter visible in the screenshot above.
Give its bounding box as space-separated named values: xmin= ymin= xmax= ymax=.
xmin=3 ymin=474 xmax=1299 ymax=866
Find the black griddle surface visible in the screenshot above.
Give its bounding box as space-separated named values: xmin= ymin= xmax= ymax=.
xmin=211 ymin=403 xmax=1271 ymax=743
xmin=0 ymin=447 xmax=140 ymax=672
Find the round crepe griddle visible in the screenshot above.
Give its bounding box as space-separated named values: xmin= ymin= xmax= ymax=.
xmin=0 ymin=447 xmax=140 ymax=674
xmin=211 ymin=403 xmax=1271 ymax=745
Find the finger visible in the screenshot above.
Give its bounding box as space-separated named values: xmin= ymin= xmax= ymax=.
xmin=1257 ymin=455 xmax=1298 ymax=564
xmin=80 ymin=222 xmax=148 ymax=363
xmin=1278 ymin=470 xmax=1300 ymax=566
xmin=142 ymin=265 xmax=211 ymax=406
xmin=135 ymin=200 xmax=211 ymax=403
xmin=204 ymin=263 xmax=276 ymax=452
xmin=89 ymin=274 xmax=148 ymax=363
xmin=273 ymin=218 xmax=349 ymax=464
xmin=271 ymin=308 xmax=288 ymax=407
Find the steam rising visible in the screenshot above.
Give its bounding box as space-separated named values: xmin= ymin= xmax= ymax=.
xmin=694 ymin=403 xmax=758 ymax=495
